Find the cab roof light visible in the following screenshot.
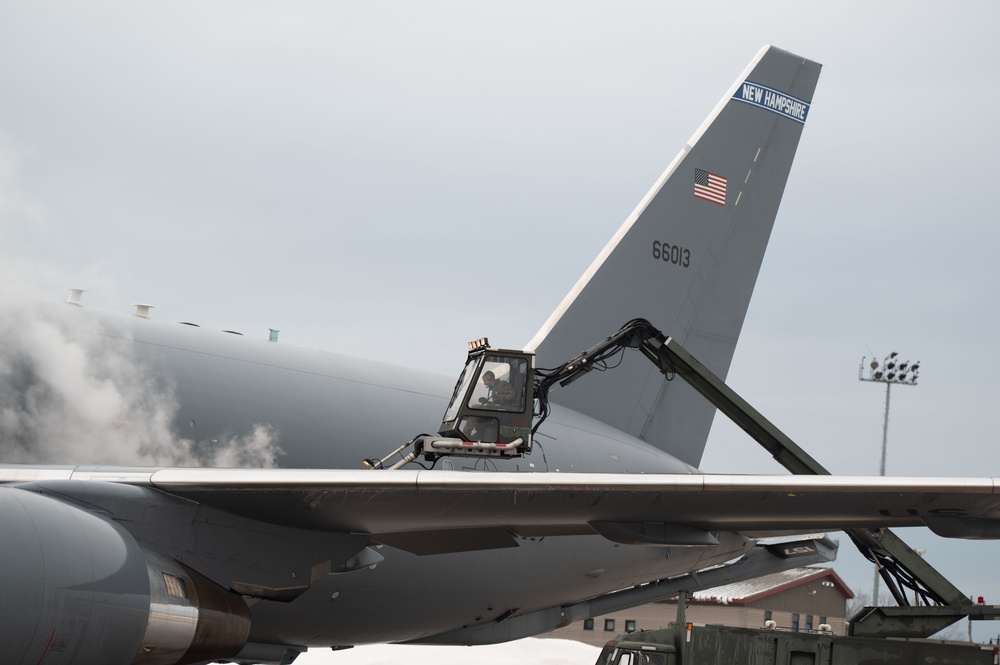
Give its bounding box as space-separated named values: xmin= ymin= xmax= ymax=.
xmin=468 ymin=337 xmax=490 ymax=352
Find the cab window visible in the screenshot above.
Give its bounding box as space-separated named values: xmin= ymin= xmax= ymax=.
xmin=469 ymin=355 xmax=528 ymax=412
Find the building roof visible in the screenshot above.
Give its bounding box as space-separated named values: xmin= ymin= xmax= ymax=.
xmin=684 ymin=567 xmax=854 ymax=606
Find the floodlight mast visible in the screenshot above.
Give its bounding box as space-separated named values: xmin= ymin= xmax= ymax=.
xmin=858 ymin=352 xmax=920 ymax=605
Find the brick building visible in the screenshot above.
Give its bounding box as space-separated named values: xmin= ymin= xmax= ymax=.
xmin=544 ymin=567 xmax=854 ymax=648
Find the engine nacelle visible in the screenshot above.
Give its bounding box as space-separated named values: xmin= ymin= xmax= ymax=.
xmin=0 ymin=486 xmax=250 ymax=665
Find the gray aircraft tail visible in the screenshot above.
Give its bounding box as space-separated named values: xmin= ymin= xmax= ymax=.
xmin=525 ymin=45 xmax=821 ymax=468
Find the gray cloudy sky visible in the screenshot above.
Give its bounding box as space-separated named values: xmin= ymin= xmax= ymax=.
xmin=3 ymin=0 xmax=1000 ymax=643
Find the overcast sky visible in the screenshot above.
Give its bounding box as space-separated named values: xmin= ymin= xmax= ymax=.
xmin=3 ymin=0 xmax=1000 ymax=646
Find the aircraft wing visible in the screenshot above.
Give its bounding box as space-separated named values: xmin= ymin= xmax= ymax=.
xmin=5 ymin=467 xmax=999 ymax=552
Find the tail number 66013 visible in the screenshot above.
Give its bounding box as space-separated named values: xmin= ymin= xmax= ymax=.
xmin=652 ymin=241 xmax=691 ymax=268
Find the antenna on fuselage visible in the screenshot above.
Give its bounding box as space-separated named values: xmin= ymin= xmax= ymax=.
xmin=65 ymin=288 xmax=87 ymax=306
xmin=131 ymin=303 xmax=154 ymax=318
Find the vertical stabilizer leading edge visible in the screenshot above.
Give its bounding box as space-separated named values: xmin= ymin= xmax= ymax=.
xmin=526 ymin=46 xmax=821 ymax=468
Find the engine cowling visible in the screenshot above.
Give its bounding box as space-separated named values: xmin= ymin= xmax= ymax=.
xmin=0 ymin=486 xmax=250 ymax=665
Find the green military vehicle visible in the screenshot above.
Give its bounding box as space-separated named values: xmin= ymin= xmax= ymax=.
xmin=595 ymin=623 xmax=996 ymax=665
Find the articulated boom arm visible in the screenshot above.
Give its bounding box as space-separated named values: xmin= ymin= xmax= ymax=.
xmin=532 ymin=318 xmax=673 ymax=434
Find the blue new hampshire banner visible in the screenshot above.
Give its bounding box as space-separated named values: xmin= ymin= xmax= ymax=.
xmin=733 ymin=81 xmax=810 ymax=124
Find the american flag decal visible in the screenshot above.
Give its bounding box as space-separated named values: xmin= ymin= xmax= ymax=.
xmin=694 ymin=168 xmax=727 ymax=206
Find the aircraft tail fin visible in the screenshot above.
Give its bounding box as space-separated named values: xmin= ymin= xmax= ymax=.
xmin=526 ymin=46 xmax=821 ymax=468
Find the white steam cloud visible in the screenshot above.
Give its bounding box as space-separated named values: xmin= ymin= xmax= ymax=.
xmin=0 ymin=294 xmax=283 ymax=467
